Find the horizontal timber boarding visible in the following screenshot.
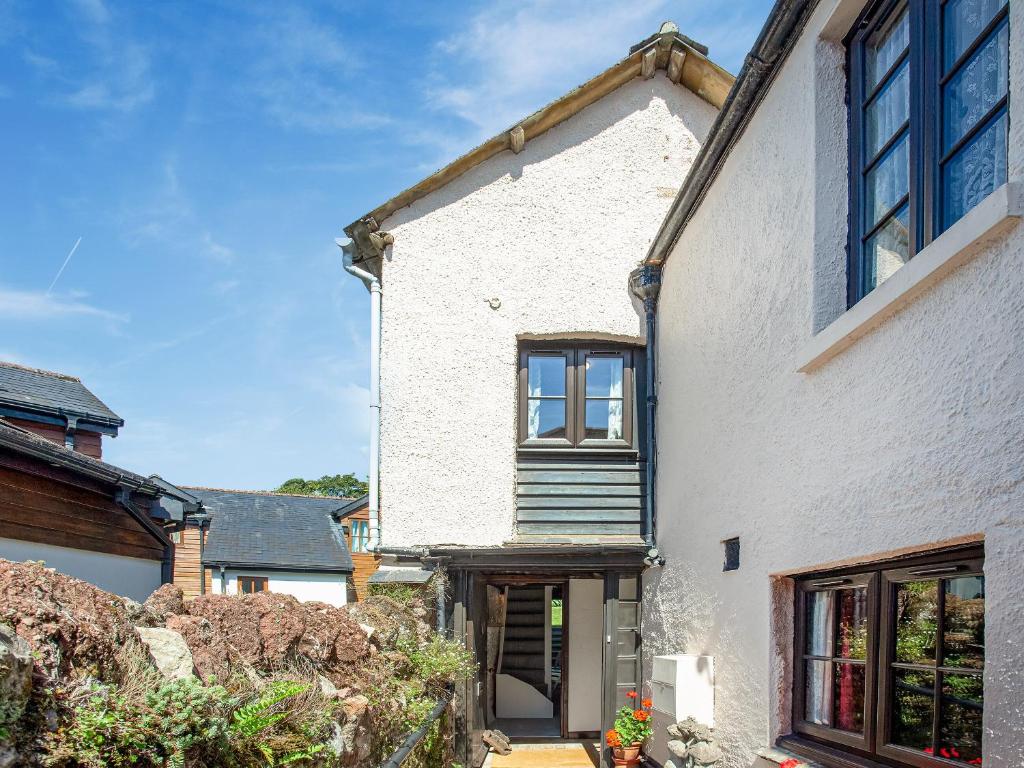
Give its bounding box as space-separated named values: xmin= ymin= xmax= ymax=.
xmin=515 ymin=455 xmax=645 ymax=540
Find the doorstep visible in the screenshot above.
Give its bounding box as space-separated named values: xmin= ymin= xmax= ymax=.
xmin=484 ymin=741 xmax=600 ymax=768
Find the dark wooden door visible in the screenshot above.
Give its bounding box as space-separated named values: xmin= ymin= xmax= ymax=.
xmin=453 ymin=571 xmax=490 ymax=768
xmin=602 ymin=573 xmax=642 ymax=768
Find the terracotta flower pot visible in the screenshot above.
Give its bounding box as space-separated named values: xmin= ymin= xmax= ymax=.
xmin=612 ymin=742 xmax=642 ymax=766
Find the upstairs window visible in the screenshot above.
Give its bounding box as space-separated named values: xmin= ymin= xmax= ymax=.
xmin=793 ymin=547 xmax=985 ymax=767
xmin=518 ymin=343 xmax=635 ymax=449
xmin=847 ymin=0 xmax=1009 ymax=304
xmin=349 ymin=520 xmax=370 ymax=553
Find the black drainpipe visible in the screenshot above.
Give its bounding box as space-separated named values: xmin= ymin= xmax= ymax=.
xmin=629 ymin=265 xmax=662 ymax=560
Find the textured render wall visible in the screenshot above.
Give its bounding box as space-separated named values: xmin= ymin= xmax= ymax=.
xmin=645 ymin=1 xmax=1024 ymax=766
xmin=222 ymin=570 xmax=349 ymax=606
xmin=377 ymin=76 xmax=717 ymax=547
xmin=0 ymin=537 xmax=163 ymax=602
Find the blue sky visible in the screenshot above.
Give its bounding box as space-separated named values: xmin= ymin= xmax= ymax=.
xmin=0 ymin=0 xmax=772 ymax=490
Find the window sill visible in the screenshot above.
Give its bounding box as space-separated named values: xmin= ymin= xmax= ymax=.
xmin=766 ymin=736 xmax=890 ymax=768
xmin=796 ymin=181 xmax=1022 ymax=373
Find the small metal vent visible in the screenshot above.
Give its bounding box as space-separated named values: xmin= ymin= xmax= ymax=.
xmin=723 ymin=537 xmax=740 ymax=572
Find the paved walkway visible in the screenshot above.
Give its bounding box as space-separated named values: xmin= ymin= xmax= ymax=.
xmin=484 ymin=742 xmax=600 ymax=768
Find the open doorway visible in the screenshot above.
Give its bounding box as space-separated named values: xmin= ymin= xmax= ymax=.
xmin=488 ymin=578 xmax=603 ymax=740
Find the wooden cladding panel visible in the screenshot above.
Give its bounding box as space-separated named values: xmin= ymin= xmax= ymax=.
xmin=4 ymin=419 xmax=103 ymax=458
xmin=341 ymin=505 xmax=380 ymax=602
xmin=515 ymin=455 xmax=645 ymax=541
xmin=73 ymin=431 xmax=102 ymax=459
xmin=0 ymin=464 xmax=162 ymax=560
xmin=172 ymin=526 xmax=212 ymax=599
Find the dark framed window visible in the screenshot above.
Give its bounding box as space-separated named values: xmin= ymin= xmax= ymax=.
xmin=237 ymin=575 xmax=268 ymax=594
xmin=518 ymin=342 xmax=634 ymax=449
xmin=847 ymin=0 xmax=1009 ymax=305
xmin=793 ymin=547 xmax=985 ymax=767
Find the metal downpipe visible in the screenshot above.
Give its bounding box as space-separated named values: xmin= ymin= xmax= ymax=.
xmin=338 ymin=238 xmax=382 ymax=553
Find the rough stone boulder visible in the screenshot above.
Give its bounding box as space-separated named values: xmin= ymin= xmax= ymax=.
xmin=0 ymin=623 xmax=32 ymax=733
xmin=329 ymin=694 xmax=372 ymax=766
xmin=136 ymin=627 xmax=196 ymax=679
xmin=182 ymin=592 xmax=369 ymax=674
xmin=0 ymin=559 xmax=139 ymax=678
xmin=144 ymin=583 xmax=185 ymax=620
xmin=346 ymin=595 xmax=431 ymax=647
xmin=164 ymin=615 xmax=232 ymax=681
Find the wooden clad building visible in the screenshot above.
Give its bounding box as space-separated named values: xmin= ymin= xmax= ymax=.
xmin=0 ymin=419 xmax=196 ymax=602
xmin=172 ymin=490 xmax=379 ymax=604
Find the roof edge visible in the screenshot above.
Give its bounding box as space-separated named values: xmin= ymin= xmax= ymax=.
xmin=343 ymin=26 xmax=735 ymax=271
xmin=644 ymin=0 xmax=820 ymax=268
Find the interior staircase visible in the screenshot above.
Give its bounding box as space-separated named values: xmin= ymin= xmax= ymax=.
xmin=500 ymin=586 xmax=548 ymax=692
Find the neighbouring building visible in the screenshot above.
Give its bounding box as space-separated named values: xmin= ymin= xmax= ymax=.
xmin=340 ymin=3 xmax=1022 ymax=768
xmin=173 ymin=488 xmax=378 ymax=606
xmin=340 ymin=23 xmax=731 ymax=764
xmin=0 ymin=363 xmax=199 ymax=601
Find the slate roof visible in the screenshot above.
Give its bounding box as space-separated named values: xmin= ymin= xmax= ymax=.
xmin=0 ymin=361 xmax=123 ymax=428
xmin=188 ymin=488 xmax=354 ymax=572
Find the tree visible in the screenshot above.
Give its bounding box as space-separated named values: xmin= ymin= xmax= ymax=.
xmin=274 ymin=473 xmax=368 ymax=498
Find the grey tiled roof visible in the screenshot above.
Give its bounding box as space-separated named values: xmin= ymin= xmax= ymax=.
xmin=0 ymin=362 xmax=122 ymax=426
xmin=190 ymin=488 xmax=354 ymax=572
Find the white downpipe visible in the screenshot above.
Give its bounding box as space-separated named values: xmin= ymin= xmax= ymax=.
xmin=338 ymin=238 xmax=382 ymax=552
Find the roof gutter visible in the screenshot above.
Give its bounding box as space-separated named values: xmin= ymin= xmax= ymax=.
xmin=338 ymin=238 xmax=384 ymax=554
xmin=644 ymin=0 xmax=820 ymax=266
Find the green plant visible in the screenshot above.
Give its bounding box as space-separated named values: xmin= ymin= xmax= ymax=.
xmin=606 ymin=690 xmax=653 ymax=749
xmin=144 ymin=677 xmax=234 ymax=768
xmin=229 ymin=681 xmax=311 ymax=765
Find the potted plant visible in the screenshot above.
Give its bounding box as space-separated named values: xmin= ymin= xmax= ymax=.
xmin=605 ymin=690 xmax=653 ymax=767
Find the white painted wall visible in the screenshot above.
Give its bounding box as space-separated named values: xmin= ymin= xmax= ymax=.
xmin=376 ymin=75 xmax=717 ymax=547
xmin=219 ymin=570 xmax=349 ymax=606
xmin=567 ymin=578 xmax=603 ymax=733
xmin=645 ymin=1 xmax=1024 ymax=767
xmin=0 ymin=537 xmax=162 ymax=602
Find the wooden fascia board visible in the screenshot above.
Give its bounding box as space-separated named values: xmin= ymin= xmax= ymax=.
xmin=343 ymin=36 xmax=735 ymax=256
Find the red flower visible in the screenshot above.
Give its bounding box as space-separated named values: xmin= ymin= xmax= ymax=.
xmin=605 ymin=729 xmax=622 ymax=748
xmin=924 ymin=748 xmax=934 ymax=755
xmin=633 ymin=710 xmax=649 ymax=722
xmin=641 ymin=698 xmax=653 ymax=709
xmin=951 ymin=748 xmax=961 ymax=758
xmin=940 ymin=748 xmax=951 ymax=759
xmin=968 ymin=759 xmax=983 ymax=765
xmin=779 ymin=759 xmax=800 ymax=768
xmin=626 ymin=691 xmax=638 ymax=699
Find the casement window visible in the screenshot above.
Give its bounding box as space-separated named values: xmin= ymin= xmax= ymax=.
xmin=793 ymin=547 xmax=985 ymax=767
xmin=237 ymin=576 xmax=268 ymax=594
xmin=518 ymin=343 xmax=635 ymax=449
xmin=847 ymin=0 xmax=1009 ymax=304
xmin=349 ymin=520 xmax=370 ymax=553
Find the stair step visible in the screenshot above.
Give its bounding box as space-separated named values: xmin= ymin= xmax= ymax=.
xmin=503 ymin=626 xmax=544 ymax=640
xmin=502 ymin=654 xmax=545 ymax=670
xmin=503 ymin=640 xmax=544 ymax=655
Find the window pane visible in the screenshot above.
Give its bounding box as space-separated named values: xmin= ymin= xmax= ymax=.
xmin=895 ymin=580 xmax=938 ymax=665
xmin=527 ymin=398 xmax=566 ymax=439
xmin=617 ymin=602 xmax=639 ymax=628
xmin=585 ymin=356 xmax=623 ymax=397
xmin=944 ymin=0 xmax=1008 ymax=72
xmin=527 ymin=355 xmax=566 ymax=397
xmin=892 ymin=669 xmax=935 ymax=751
xmin=943 ymin=22 xmax=1009 ymax=152
xmin=944 ymin=576 xmax=985 ymax=670
xmin=805 ymin=591 xmax=832 ymax=656
xmin=585 ymin=399 xmax=623 ymax=440
xmin=939 ymin=674 xmax=983 ymax=764
xmin=864 ymin=205 xmax=910 ymax=293
xmin=943 ymin=111 xmax=1007 ymax=228
xmin=833 ymin=663 xmax=866 ymax=733
xmin=616 ymin=629 xmax=637 ymax=657
xmin=865 ymin=6 xmax=910 ymax=90
xmin=618 ymin=576 xmax=638 ymax=601
xmin=805 ymin=659 xmax=832 ymax=725
xmin=836 ymin=587 xmax=869 ymax=661
xmin=866 ymin=62 xmax=909 ymax=158
xmin=865 ymin=134 xmax=909 ymax=228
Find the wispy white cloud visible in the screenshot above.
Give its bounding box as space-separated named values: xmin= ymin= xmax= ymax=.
xmin=0 ymin=285 xmax=127 ymax=323
xmin=19 ymin=0 xmax=155 ymax=113
xmin=245 ymin=5 xmax=391 ymax=133
xmin=428 ymin=0 xmax=670 ymax=140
